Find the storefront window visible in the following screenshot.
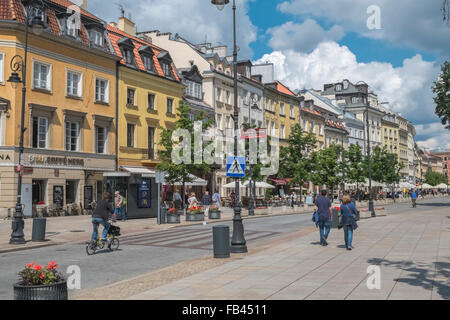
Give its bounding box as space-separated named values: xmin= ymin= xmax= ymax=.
xmin=32 ymin=180 xmax=47 ymax=205
xmin=66 ymin=180 xmax=79 ymax=204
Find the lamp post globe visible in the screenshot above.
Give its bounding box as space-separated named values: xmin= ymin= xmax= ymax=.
xmin=211 ymin=0 xmax=230 ymax=10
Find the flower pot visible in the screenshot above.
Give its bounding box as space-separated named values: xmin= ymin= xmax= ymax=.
xmin=186 ymin=212 xmax=205 ymax=222
xmin=13 ymin=280 xmax=68 ymax=300
xmin=208 ymin=210 xmax=221 ymax=220
xmin=167 ymin=214 xmax=181 ymax=224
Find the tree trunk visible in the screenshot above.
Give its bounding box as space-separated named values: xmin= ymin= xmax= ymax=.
xmin=183 ymin=180 xmax=186 ymax=215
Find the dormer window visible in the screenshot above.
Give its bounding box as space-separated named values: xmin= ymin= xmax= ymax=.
xmin=162 ymin=63 xmax=171 ymax=76
xmin=122 ymin=47 xmax=134 ymax=65
xmin=118 ymin=38 xmax=136 ymax=66
xmin=66 ymin=19 xmax=77 ymax=37
xmin=336 ymin=84 xmax=342 ymax=91
xmin=157 ymin=51 xmax=175 ymax=78
xmin=90 ymin=30 xmax=103 ymax=47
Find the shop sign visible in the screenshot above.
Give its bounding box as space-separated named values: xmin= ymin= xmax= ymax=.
xmin=29 ymin=155 xmax=85 ymax=167
xmin=0 ymin=152 xmax=13 ymax=162
xmin=137 ymin=179 xmax=151 ymax=208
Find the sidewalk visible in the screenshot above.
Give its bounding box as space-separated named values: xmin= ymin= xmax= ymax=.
xmin=1 ymin=195 xmax=446 ymax=254
xmin=122 ymin=200 xmax=449 ymax=300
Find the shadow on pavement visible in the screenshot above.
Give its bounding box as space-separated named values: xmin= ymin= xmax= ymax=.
xmin=367 ymin=258 xmax=450 ymax=299
xmin=416 ymin=203 xmax=450 ymax=207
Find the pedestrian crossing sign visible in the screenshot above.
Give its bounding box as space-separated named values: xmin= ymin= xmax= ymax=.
xmin=226 ymin=156 xmax=246 ymax=178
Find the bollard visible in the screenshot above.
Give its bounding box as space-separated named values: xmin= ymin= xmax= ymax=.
xmin=331 ymin=208 xmax=340 ymax=229
xmin=32 ymin=218 xmax=47 ymax=242
xmin=213 ymin=225 xmax=230 ymax=258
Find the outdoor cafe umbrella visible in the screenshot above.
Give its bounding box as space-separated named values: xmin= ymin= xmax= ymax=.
xmin=421 ymin=183 xmax=433 ymax=189
xmin=436 ymin=183 xmax=448 ymax=189
xmin=223 ymin=181 xmax=275 ymax=189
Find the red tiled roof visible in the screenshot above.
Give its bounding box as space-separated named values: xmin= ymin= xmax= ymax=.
xmin=326 ymin=119 xmax=347 ymax=132
xmin=276 ymin=81 xmax=296 ymax=97
xmin=301 ymin=107 xmax=323 ymax=117
xmin=107 ymin=24 xmax=180 ymax=82
xmin=49 ymin=0 xmax=101 ymax=21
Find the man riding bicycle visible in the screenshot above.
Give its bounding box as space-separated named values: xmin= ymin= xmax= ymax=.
xmin=91 ymin=192 xmax=116 ymax=244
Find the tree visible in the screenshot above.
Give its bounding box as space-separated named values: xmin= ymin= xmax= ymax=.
xmin=310 ymin=144 xmax=345 ymax=199
xmin=279 ymin=124 xmax=317 ymax=199
xmin=443 ymin=0 xmax=450 ymax=26
xmin=157 ymin=101 xmax=214 ymax=212
xmin=370 ymin=146 xmax=386 ymax=183
xmin=425 ymin=170 xmax=447 ymax=186
xmin=382 ymin=152 xmax=405 ymax=202
xmin=344 ymin=144 xmax=367 ymax=198
xmin=433 ymin=61 xmax=450 ymax=129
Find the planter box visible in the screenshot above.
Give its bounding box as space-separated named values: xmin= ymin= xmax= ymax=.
xmin=167 ymin=214 xmax=181 ymax=224
xmin=359 ymin=210 xmax=372 ymax=219
xmin=14 ymin=281 xmax=68 ymax=300
xmin=208 ymin=210 xmax=221 ymax=220
xmin=186 ymin=213 xmax=205 ymax=222
xmin=375 ymin=208 xmax=387 ymax=217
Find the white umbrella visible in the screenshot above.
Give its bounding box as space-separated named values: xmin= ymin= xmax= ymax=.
xmin=163 ymin=174 xmax=207 ymax=186
xmin=421 ymin=183 xmax=433 ymax=189
xmin=436 ymin=183 xmax=448 ymax=189
xmin=223 ymin=181 xmax=276 ymax=189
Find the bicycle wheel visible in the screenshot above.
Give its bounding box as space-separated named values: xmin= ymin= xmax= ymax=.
xmin=86 ymin=242 xmax=97 ymax=255
xmin=108 ymin=238 xmax=120 ymax=251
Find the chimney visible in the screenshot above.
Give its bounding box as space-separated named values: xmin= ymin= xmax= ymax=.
xmin=119 ymin=15 xmax=136 ymax=36
xmin=81 ymin=0 xmax=88 ymax=10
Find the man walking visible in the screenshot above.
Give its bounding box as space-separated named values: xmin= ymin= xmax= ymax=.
xmin=212 ymin=190 xmax=221 ymax=209
xmin=411 ymin=189 xmax=418 ymax=208
xmin=114 ymin=191 xmax=126 ymax=222
xmin=202 ymin=190 xmax=212 ymax=218
xmin=314 ymin=189 xmax=332 ymax=246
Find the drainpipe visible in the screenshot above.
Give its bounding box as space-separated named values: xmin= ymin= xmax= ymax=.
xmin=115 ymin=62 xmax=119 ymax=172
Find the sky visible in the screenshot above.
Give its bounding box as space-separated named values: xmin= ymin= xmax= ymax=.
xmin=80 ymin=0 xmax=450 ymax=151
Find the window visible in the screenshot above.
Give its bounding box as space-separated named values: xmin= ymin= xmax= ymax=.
xmin=127 ymin=88 xmax=135 ymax=105
xmin=66 ymin=180 xmax=78 ymax=204
xmin=33 ymin=61 xmax=51 ymax=90
xmin=66 ymin=70 xmax=82 ymax=97
xmin=142 ymin=55 xmax=154 ymax=71
xmin=281 ymin=125 xmax=285 ymax=139
xmin=319 ymin=124 xmax=323 ymax=136
xmin=243 ymin=116 xmax=249 ymax=124
xmin=290 ymin=105 xmax=294 ymax=118
xmin=95 ymin=78 xmax=109 ymax=103
xmin=148 ymin=127 xmax=155 ymax=159
xmin=271 ymin=122 xmax=276 ymax=136
xmin=0 ymin=53 xmax=4 ymax=84
xmin=217 ymin=88 xmax=222 ymax=101
xmin=335 ymin=84 xmax=342 ymax=91
xmin=122 ymin=48 xmax=134 ymax=65
xmin=148 ymin=93 xmax=155 ymax=110
xmin=226 ymin=90 xmax=231 ymax=104
xmin=280 ymin=103 xmax=285 ymax=115
xmin=216 ymin=114 xmax=222 ymax=129
xmin=32 ymin=179 xmax=47 ymax=205
xmin=66 ymin=19 xmax=77 ymax=37
xmin=162 ymin=63 xmax=171 ymax=77
xmin=352 ymin=96 xmax=360 ymax=104
xmin=243 ymin=90 xmax=248 ymax=105
xmin=127 ymin=124 xmax=135 ymax=147
xmin=91 ymin=30 xmax=103 ymax=47
xmin=311 ymin=121 xmax=315 ymax=133
xmin=166 ymin=98 xmax=173 ymax=114
xmin=65 ymin=121 xmax=79 ymax=151
xmin=226 ymin=116 xmax=231 ymax=129
xmin=32 ymin=117 xmax=48 ymax=149
xmin=266 ymin=120 xmax=270 ymax=131
xmin=188 ymin=114 xmax=195 ymax=121
xmin=95 ymin=126 xmax=106 ymax=154
xmin=303 ymin=119 xmax=307 ymax=131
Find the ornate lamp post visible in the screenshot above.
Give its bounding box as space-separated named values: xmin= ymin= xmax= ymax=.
xmin=365 ymin=106 xmax=375 ymax=217
xmin=8 ymin=0 xmax=45 ymax=244
xmin=247 ymin=95 xmax=260 ymax=216
xmin=212 ymin=0 xmax=247 ymax=253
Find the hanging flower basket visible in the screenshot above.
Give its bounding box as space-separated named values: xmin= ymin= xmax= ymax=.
xmin=13 ymin=261 xmax=67 ymax=300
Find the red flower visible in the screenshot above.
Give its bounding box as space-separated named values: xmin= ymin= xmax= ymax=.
xmin=40 ymin=273 xmax=45 ymax=280
xmin=34 ymin=265 xmax=42 ymax=271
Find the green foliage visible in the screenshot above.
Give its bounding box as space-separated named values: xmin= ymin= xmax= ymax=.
xmin=425 ymin=170 xmax=447 ymax=186
xmin=433 ymin=61 xmax=450 ymax=129
xmin=310 ymin=144 xmax=344 ymax=191
xmin=279 ymin=124 xmax=317 ymax=188
xmin=370 ymin=146 xmax=405 ymax=184
xmin=242 ymin=123 xmax=270 ymax=183
xmin=157 ymin=100 xmax=214 ymax=186
xmin=344 ymin=144 xmax=367 ymax=184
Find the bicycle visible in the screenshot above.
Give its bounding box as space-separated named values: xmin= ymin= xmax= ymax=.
xmin=86 ymin=220 xmax=120 ymax=255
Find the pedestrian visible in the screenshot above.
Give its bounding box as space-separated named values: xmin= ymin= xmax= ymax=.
xmin=314 ymin=189 xmax=332 ymax=246
xmin=114 ymin=191 xmax=126 ymax=222
xmin=339 ymin=195 xmax=359 ymax=251
xmin=91 ymin=192 xmax=116 ymax=244
xmin=188 ymin=192 xmax=198 ymax=209
xmin=202 ymin=190 xmax=211 ymax=217
xmin=290 ymin=192 xmax=297 ymax=208
xmin=339 ymin=191 xmax=343 ymax=204
xmin=212 ymin=190 xmax=221 ymax=209
xmin=173 ymin=189 xmax=182 ymax=210
xmin=411 ymin=189 xmax=418 ymax=208
xmin=230 ymin=191 xmax=236 ymax=207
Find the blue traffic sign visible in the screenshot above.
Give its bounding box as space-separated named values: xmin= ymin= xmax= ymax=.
xmin=226 ymin=156 xmax=246 ymax=178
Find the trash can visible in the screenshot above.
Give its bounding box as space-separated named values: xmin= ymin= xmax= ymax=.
xmin=331 ymin=208 xmax=340 ymax=229
xmin=32 ymin=218 xmax=46 ymax=242
xmin=213 ymin=225 xmax=230 ymax=259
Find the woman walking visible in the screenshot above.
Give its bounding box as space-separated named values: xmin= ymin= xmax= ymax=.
xmin=340 ymin=195 xmax=359 ymax=251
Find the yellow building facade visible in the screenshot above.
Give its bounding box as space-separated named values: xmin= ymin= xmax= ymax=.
xmin=0 ymin=2 xmax=119 ymax=217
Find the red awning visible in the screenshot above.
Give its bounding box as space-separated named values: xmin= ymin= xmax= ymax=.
xmin=268 ymin=178 xmax=287 ymax=186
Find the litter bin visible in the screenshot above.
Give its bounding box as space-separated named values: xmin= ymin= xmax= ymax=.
xmin=331 ymin=208 xmax=340 ymax=229
xmin=32 ymin=218 xmax=46 ymax=242
xmin=213 ymin=225 xmax=230 ymax=258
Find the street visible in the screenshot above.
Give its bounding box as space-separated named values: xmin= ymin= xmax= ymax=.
xmin=0 ymin=196 xmax=448 ymax=300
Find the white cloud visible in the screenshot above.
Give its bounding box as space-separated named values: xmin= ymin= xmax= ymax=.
xmin=267 ymin=19 xmax=344 ymax=52
xmin=277 ymin=0 xmax=450 ymax=57
xmin=254 ymin=41 xmax=445 ymax=147
xmin=86 ymin=0 xmax=257 ymax=58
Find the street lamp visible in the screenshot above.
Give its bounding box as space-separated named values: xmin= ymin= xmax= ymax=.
xmin=8 ymin=0 xmax=46 ymax=245
xmin=247 ymin=95 xmax=260 ymax=216
xmin=212 ymin=0 xmax=247 ymax=253
xmin=365 ymin=106 xmax=375 ymax=217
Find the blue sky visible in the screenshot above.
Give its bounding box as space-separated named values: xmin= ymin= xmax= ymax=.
xmin=86 ymin=0 xmax=450 ymax=149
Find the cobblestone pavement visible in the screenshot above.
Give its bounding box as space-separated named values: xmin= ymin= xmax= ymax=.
xmin=118 ymin=198 xmax=449 ymax=300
